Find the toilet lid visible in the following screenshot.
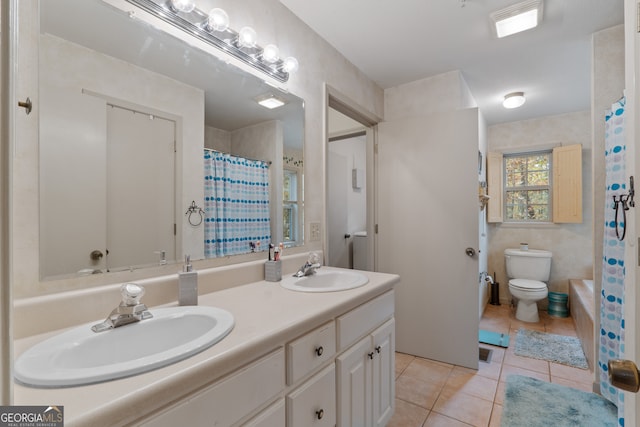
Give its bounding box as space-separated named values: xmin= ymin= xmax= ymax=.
xmin=509 ymin=279 xmax=546 ymax=291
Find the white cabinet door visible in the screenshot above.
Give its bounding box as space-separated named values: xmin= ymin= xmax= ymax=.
xmin=372 ymin=319 xmax=395 ymax=427
xmin=337 ymin=317 xmax=396 ymax=427
xmin=336 ymin=336 xmax=371 ymax=427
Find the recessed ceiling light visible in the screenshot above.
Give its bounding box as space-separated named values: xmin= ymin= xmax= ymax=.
xmin=255 ymin=94 xmax=287 ymax=109
xmin=491 ymin=0 xmax=543 ymax=38
xmin=503 ymin=92 xmax=526 ymax=109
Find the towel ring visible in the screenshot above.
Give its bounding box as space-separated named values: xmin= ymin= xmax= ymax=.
xmin=185 ymin=201 xmax=205 ymax=226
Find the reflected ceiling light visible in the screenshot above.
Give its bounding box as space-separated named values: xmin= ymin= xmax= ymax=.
xmin=491 ymin=0 xmax=543 ymax=38
xmin=503 ymin=92 xmax=526 ymax=109
xmin=206 ymin=8 xmax=229 ymax=32
xmin=169 ymin=0 xmax=195 ymax=13
xmin=255 ymin=94 xmax=287 ymax=109
xmin=126 ymin=0 xmax=298 ymax=83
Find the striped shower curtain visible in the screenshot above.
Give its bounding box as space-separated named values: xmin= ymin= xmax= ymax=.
xmin=599 ymin=96 xmax=626 ymax=426
xmin=204 ymin=150 xmax=271 ymax=258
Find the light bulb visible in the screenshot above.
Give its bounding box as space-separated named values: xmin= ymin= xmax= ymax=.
xmin=207 ymin=8 xmax=229 ymax=32
xmin=282 ymin=56 xmax=299 ymax=73
xmin=262 ymin=44 xmax=280 ymax=63
xmin=238 ymin=26 xmax=258 ymax=48
xmin=170 ymin=0 xmax=195 ymax=13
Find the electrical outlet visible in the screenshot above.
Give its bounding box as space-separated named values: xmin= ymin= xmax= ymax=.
xmin=310 ymin=222 xmax=321 ymax=241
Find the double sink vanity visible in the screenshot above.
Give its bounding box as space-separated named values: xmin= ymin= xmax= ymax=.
xmin=13 ymin=257 xmax=399 ymax=426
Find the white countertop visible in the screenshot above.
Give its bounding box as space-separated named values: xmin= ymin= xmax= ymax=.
xmin=13 ymin=267 xmax=399 ymax=426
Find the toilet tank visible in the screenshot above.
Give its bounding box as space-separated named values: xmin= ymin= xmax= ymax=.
xmin=504 ymin=248 xmax=552 ymax=281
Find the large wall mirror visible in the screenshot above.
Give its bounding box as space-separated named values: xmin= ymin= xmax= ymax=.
xmin=39 ymin=0 xmax=304 ymax=280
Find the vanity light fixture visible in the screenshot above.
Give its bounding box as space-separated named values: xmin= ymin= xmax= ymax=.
xmin=126 ymin=0 xmax=298 ymax=83
xmin=491 ymin=0 xmax=543 ymax=38
xmin=503 ymin=92 xmax=526 ymax=109
xmin=255 ymin=94 xmax=287 ymax=109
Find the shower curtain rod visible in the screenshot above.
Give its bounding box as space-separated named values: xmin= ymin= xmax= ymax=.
xmin=204 ymin=148 xmax=272 ymax=165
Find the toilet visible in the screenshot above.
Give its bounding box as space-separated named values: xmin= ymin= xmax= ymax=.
xmin=504 ymin=248 xmax=553 ymax=322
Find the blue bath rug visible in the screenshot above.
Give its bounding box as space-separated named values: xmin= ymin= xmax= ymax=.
xmin=479 ymin=329 xmax=510 ymax=348
xmin=515 ymin=328 xmax=588 ymax=369
xmin=501 ymin=375 xmax=617 ymax=427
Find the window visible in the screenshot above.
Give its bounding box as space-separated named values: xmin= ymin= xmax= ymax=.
xmin=283 ymin=168 xmax=301 ymax=245
xmin=504 ymin=151 xmax=551 ymax=222
xmin=487 ymin=144 xmax=582 ymax=224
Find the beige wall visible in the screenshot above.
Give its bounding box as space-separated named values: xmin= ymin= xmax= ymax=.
xmin=487 ymin=111 xmax=593 ymax=303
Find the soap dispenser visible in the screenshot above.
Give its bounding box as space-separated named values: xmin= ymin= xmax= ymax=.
xmin=179 ymin=255 xmax=198 ymax=306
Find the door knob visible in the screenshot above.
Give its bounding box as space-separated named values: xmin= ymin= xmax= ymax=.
xmin=90 ymin=250 xmax=104 ymax=260
xmin=465 ymin=247 xmax=476 ymax=257
xmin=608 ymin=359 xmax=640 ymax=393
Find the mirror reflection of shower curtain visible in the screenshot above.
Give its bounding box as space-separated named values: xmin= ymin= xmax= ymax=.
xmin=204 ymin=150 xmax=271 ymax=258
xmin=600 ymin=96 xmax=626 ymax=423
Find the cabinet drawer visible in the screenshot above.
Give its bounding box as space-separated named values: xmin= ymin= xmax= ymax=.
xmin=286 ymin=364 xmax=336 ymax=427
xmin=337 ymin=290 xmax=394 ymax=351
xmin=140 ymin=348 xmax=285 ymax=427
xmin=241 ymin=398 xmax=285 ymax=427
xmin=287 ymin=320 xmax=336 ymax=385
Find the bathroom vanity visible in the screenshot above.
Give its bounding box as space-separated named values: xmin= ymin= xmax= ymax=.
xmin=13 ymin=267 xmax=398 ymax=426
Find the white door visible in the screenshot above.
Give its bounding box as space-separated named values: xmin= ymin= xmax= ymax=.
xmin=377 ymin=109 xmax=480 ymax=369
xmin=39 ymin=90 xmax=108 ymax=277
xmin=106 ymin=106 xmax=176 ymax=270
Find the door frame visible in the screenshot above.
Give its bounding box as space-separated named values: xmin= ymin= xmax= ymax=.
xmin=324 ymin=85 xmax=381 ymax=271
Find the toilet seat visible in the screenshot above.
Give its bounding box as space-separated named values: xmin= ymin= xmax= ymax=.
xmin=509 ymin=279 xmax=546 ymax=291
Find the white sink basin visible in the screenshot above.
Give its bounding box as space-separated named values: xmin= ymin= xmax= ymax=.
xmin=14 ymin=306 xmax=234 ymax=388
xmin=281 ymin=269 xmax=369 ymax=292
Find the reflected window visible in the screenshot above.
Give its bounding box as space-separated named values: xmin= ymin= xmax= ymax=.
xmin=283 ymin=168 xmax=301 ymax=244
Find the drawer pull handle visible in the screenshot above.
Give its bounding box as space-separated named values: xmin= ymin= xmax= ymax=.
xmin=315 ymin=346 xmax=324 ymax=357
xmin=375 ymin=345 xmax=381 ymax=353
xmin=368 ymin=352 xmax=375 ymax=359
xmin=316 ymin=409 xmax=324 ymax=420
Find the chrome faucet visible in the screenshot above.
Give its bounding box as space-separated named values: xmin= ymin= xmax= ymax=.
xmin=294 ymin=252 xmax=321 ymax=277
xmin=91 ymin=283 xmax=153 ymax=332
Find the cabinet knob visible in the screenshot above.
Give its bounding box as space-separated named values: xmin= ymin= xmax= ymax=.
xmin=368 ymin=352 xmax=375 ymax=359
xmin=315 ymin=346 xmax=324 ymax=357
xmin=316 ymin=409 xmax=324 ymax=420
xmin=375 ymin=345 xmax=381 ymax=354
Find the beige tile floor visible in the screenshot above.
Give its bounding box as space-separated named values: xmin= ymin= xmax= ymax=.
xmin=388 ymin=303 xmax=595 ymax=427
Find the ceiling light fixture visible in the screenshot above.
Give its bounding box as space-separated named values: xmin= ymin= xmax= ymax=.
xmin=491 ymin=0 xmax=543 ymax=38
xmin=503 ymin=92 xmax=526 ymax=109
xmin=255 ymin=94 xmax=287 ymax=109
xmin=126 ymin=0 xmax=298 ymax=83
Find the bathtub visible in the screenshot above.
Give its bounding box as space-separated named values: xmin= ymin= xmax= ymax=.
xmin=569 ymin=279 xmax=594 ymax=371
